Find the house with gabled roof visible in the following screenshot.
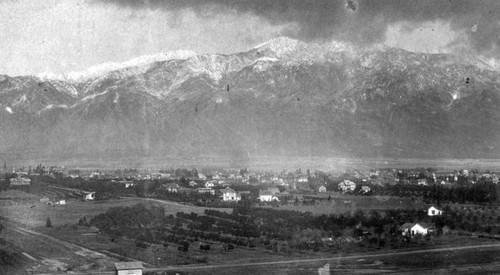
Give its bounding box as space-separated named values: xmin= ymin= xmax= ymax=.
xmin=338 ymin=180 xmax=356 ymax=192
xmin=163 ymin=183 xmax=179 ymax=193
xmin=221 ymin=187 xmax=241 ymax=202
xmin=259 ymin=190 xmax=279 ymax=202
xmin=399 ymin=223 xmax=433 ymax=236
xmin=427 ymin=206 xmax=443 ymax=216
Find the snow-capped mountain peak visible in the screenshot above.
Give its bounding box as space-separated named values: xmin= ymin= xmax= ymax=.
xmin=253 ymin=37 xmax=305 ymax=57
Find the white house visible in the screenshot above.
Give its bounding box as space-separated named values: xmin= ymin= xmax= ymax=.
xmin=259 ymin=190 xmax=279 ymax=202
xmin=297 ymin=177 xmax=308 ymax=183
xmin=399 ymin=223 xmax=432 ymax=236
xmin=198 ymin=173 xmax=207 ymax=180
xmin=189 ymin=181 xmax=198 ymax=187
xmin=318 ymin=185 xmax=327 ymax=193
xmin=222 ymin=187 xmax=241 ymax=202
xmin=205 ymin=181 xmax=215 ymax=188
xmin=338 ymin=180 xmax=356 ymax=192
xmin=427 ymin=206 xmax=443 ymax=216
xmin=164 ymin=183 xmax=179 ymax=193
xmin=84 ymin=192 xmax=95 ymax=201
xmin=10 ymin=177 xmax=31 ymax=186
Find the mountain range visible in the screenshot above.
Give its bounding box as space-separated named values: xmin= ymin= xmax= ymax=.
xmin=1 ymin=37 xmax=500 ymax=164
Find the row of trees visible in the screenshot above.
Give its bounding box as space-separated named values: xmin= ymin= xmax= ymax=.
xmin=85 ymin=203 xmax=428 ymax=251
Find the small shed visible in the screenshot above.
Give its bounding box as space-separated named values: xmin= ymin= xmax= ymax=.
xmin=114 ymin=261 xmax=143 ymax=275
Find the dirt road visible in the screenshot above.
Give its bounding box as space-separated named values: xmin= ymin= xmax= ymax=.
xmin=143 ymin=242 xmax=500 ymax=274
xmin=0 ymin=219 xmax=147 ymax=273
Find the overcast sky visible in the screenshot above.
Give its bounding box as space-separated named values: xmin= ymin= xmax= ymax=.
xmin=0 ymin=0 xmax=498 ymax=77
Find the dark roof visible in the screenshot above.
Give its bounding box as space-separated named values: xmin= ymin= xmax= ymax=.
xmin=223 ymin=187 xmax=236 ymax=193
xmin=417 ymin=222 xmax=434 ymax=229
xmin=114 ymin=261 xmax=143 ymax=270
xmin=399 ymin=223 xmax=415 ymax=230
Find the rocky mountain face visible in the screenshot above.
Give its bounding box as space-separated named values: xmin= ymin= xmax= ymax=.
xmin=1 ymin=37 xmax=499 ymax=162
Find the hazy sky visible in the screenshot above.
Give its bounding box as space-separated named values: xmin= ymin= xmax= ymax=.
xmin=0 ymin=0 xmax=498 ymax=77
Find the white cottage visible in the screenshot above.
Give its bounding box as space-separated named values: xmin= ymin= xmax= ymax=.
xmin=399 ymin=223 xmax=432 ymax=236
xmin=427 ymin=206 xmax=443 ymax=216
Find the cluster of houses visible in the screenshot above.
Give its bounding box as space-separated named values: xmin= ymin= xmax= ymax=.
xmin=397 ymin=169 xmax=499 ymax=186
xmin=337 ymin=180 xmax=371 ymax=194
xmin=161 ymin=182 xmax=285 ymax=203
xmin=39 ymin=197 xmax=66 ymax=206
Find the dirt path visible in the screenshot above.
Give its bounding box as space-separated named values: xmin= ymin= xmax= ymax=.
xmin=0 ymin=219 xmax=147 ymax=273
xmin=143 ymin=242 xmax=500 ymax=273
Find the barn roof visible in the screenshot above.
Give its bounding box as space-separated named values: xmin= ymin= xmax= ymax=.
xmin=114 ymin=261 xmax=143 ymax=270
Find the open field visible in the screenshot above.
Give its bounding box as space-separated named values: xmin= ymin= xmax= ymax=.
xmin=0 ymin=220 xmax=120 ymax=274
xmin=0 ymin=192 xmax=231 ymax=274
xmin=259 ymin=194 xmax=427 ymax=215
xmin=39 ymin=225 xmax=300 ymax=268
xmin=0 ymin=196 xmax=230 ymax=228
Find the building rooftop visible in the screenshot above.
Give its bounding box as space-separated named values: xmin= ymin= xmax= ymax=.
xmin=114 ymin=261 xmax=143 ymax=270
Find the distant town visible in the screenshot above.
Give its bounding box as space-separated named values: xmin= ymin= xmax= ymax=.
xmin=1 ymin=162 xmax=499 ymax=274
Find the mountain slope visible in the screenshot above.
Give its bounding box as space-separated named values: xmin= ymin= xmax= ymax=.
xmin=1 ymin=38 xmax=500 ymax=162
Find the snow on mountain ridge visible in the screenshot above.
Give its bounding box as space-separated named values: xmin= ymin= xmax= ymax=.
xmin=254 ymin=37 xmax=303 ymax=57
xmin=69 ymin=50 xmax=197 ymax=82
xmin=37 ymin=50 xmax=197 ymax=83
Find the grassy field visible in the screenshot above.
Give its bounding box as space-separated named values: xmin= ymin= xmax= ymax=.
xmin=0 ymin=194 xmax=233 ymax=273
xmin=0 ymin=221 xmax=118 ymax=274
xmin=0 ymin=196 xmax=230 ymax=228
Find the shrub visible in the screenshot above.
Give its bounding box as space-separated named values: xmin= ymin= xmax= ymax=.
xmin=46 ymin=217 xmax=52 ymax=228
